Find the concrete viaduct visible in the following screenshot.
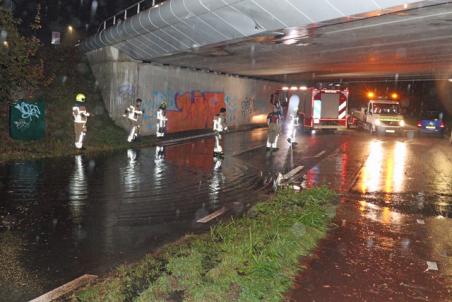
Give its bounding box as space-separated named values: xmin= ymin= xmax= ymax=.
xmin=81 ymin=0 xmax=452 ymax=135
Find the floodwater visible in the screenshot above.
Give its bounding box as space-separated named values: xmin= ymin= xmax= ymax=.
xmin=1 ymin=128 xmax=451 ymax=301
xmin=0 ymin=130 xmax=273 ymax=302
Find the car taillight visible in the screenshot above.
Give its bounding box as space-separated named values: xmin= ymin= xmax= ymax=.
xmin=417 ymin=121 xmax=422 ymax=127
xmin=440 ymin=121 xmax=445 ymax=128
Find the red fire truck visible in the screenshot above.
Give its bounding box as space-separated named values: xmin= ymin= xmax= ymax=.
xmin=287 ymin=88 xmax=349 ymax=131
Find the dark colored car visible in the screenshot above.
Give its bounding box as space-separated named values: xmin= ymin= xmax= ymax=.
xmin=417 ymin=111 xmax=445 ymax=135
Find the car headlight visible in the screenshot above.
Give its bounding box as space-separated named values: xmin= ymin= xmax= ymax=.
xmin=375 ymin=119 xmax=381 ymax=126
xmin=399 ymin=120 xmax=405 ymax=127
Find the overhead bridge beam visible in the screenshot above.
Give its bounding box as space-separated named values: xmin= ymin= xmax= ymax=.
xmin=81 ymin=0 xmax=424 ymax=61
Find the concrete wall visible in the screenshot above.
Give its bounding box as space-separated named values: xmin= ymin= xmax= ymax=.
xmin=87 ymin=47 xmax=280 ymax=135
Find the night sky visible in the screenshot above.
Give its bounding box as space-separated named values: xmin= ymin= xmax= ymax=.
xmin=2 ymin=0 xmax=140 ymax=38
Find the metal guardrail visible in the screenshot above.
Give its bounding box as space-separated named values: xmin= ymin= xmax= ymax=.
xmin=97 ymin=0 xmax=167 ymax=33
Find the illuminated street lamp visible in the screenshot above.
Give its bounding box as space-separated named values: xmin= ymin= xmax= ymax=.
xmin=367 ymin=91 xmax=375 ymax=99
xmin=2 ymin=41 xmax=8 ymax=47
xmin=391 ymin=92 xmax=399 ymax=100
xmin=68 ymin=25 xmax=74 ymax=33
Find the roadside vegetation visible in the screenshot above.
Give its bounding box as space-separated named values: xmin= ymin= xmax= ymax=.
xmin=0 ymin=8 xmax=153 ymax=163
xmin=72 ymin=187 xmax=337 ymax=302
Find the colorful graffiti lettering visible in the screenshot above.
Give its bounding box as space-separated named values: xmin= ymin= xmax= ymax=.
xmin=140 ymin=91 xmax=225 ymax=133
xmin=167 ymin=91 xmax=225 ymax=133
xmin=137 ymin=90 xmax=265 ymax=134
xmin=141 ymin=90 xmax=177 ymax=130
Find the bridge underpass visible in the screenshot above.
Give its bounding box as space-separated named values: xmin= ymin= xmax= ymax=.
xmin=82 ymin=0 xmax=452 ymax=80
xmin=81 ymin=0 xmax=452 ymax=134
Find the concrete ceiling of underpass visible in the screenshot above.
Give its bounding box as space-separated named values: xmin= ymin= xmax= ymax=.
xmin=149 ymin=1 xmax=452 ymax=82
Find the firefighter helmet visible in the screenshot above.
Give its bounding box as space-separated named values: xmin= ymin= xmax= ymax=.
xmin=76 ymin=93 xmax=86 ymax=102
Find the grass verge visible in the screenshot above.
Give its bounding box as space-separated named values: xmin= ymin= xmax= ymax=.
xmin=0 ymin=47 xmax=155 ymax=164
xmin=72 ymin=187 xmax=337 ymax=302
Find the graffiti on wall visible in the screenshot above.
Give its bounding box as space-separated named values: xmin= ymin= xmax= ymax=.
xmin=140 ymin=91 xmax=225 ymax=133
xmin=117 ymin=83 xmax=136 ymax=117
xmin=167 ymin=91 xmax=225 ymax=133
xmin=241 ymin=96 xmax=255 ymax=120
xmin=13 ymin=102 xmax=41 ymax=130
xmin=224 ymin=95 xmax=239 ymax=125
xmin=120 ymin=88 xmax=264 ymax=134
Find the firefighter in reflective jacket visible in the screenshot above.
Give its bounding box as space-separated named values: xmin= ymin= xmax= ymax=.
xmin=213 ymin=108 xmax=228 ymax=157
xmin=287 ymin=110 xmax=300 ymax=145
xmin=267 ymin=108 xmax=281 ymax=150
xmin=156 ymin=102 xmax=168 ymax=138
xmin=73 ymin=93 xmax=90 ymax=149
xmin=123 ymin=98 xmax=144 ymax=142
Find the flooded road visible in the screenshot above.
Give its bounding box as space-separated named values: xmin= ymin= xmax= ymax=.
xmin=1 ymin=128 xmax=451 ymax=301
xmin=0 ymin=127 xmax=339 ymax=302
xmin=287 ymin=135 xmax=452 ymax=301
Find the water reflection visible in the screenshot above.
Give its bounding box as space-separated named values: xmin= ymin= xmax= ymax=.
xmin=392 ymin=142 xmax=407 ymax=192
xmin=358 ymin=200 xmax=404 ymax=225
xmin=154 ymin=146 xmax=166 ymax=190
xmin=210 ymin=155 xmax=225 ymax=208
xmin=69 ymin=155 xmax=87 ymax=224
xmin=124 ymin=149 xmax=139 ymax=193
xmin=360 ymin=140 xmax=383 ymax=193
xmin=359 ymin=141 xmax=408 ymax=193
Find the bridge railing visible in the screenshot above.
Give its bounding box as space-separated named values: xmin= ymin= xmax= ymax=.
xmin=97 ymin=0 xmax=167 ymax=33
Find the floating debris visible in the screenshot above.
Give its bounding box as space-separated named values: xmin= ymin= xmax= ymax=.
xmin=196 ymin=207 xmax=227 ymax=224
xmin=425 ymin=261 xmax=438 ymax=271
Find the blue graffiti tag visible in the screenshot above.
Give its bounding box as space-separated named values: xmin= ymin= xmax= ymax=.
xmin=15 ymin=102 xmax=41 ymax=121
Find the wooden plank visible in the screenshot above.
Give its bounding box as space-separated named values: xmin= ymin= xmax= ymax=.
xmin=283 ymin=165 xmax=304 ymax=181
xmin=30 ymin=274 xmax=97 ymax=302
xmin=197 ymin=207 xmax=227 ymax=223
xmin=314 ymin=150 xmax=326 ymax=158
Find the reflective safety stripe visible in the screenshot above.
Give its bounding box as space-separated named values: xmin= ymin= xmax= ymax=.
xmin=338 ymin=101 xmax=347 ymax=112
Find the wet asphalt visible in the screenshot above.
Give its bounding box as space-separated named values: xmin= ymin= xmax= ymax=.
xmin=1 ymin=127 xmax=451 ymax=301
xmin=287 ymin=132 xmax=452 ymax=301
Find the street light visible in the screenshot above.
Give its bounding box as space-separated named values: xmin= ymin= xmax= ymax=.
xmin=68 ymin=25 xmax=74 ymax=33
xmin=391 ymin=92 xmax=399 ymax=100
xmin=367 ymin=91 xmax=375 ymax=99
xmin=3 ymin=41 xmax=8 ymax=47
